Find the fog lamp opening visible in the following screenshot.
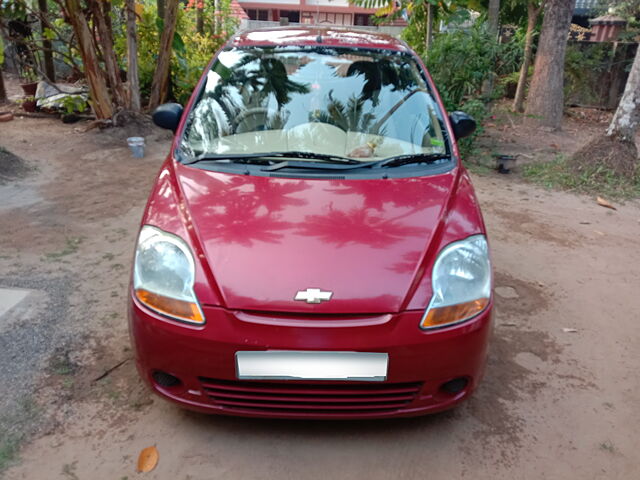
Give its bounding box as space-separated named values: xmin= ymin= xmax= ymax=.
xmin=152 ymin=370 xmax=182 ymax=388
xmin=439 ymin=377 xmax=469 ymax=395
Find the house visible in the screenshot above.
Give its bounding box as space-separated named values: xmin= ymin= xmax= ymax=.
xmin=237 ymin=0 xmax=387 ymax=27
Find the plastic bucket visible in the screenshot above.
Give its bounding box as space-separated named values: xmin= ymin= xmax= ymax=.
xmin=127 ymin=136 xmax=145 ymax=158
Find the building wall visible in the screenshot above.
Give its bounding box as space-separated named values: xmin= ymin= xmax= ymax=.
xmin=239 ymin=19 xmax=406 ymax=37
xmin=305 ymin=0 xmax=352 ymax=7
xmin=238 ymin=0 xmax=399 ymax=27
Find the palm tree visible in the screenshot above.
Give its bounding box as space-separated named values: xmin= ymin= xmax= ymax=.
xmin=210 ymin=50 xmax=309 ymax=132
xmin=312 ymin=93 xmax=378 ymax=133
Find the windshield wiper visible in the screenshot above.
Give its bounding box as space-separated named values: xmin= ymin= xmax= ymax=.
xmin=263 ymin=153 xmax=450 ymax=172
xmin=368 ymin=153 xmax=451 ymax=168
xmin=183 ymin=151 xmax=360 ymax=166
xmin=263 ymin=160 xmax=370 ymax=172
xmin=263 ymin=153 xmax=451 ymax=172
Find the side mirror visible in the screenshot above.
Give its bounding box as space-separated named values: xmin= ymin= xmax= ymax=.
xmin=152 ymin=103 xmax=184 ymax=132
xmin=449 ymin=111 xmax=477 ymax=140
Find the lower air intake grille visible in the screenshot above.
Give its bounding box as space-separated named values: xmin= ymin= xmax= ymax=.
xmin=197 ymin=377 xmax=422 ymax=416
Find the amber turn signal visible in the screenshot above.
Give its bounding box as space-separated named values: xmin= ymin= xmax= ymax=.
xmin=420 ymin=298 xmax=489 ymax=329
xmin=135 ymin=288 xmax=205 ymax=324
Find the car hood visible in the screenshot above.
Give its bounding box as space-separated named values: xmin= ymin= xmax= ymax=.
xmin=176 ymin=164 xmax=457 ymax=314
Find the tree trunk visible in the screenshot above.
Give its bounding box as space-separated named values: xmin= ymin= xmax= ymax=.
xmin=38 ymin=0 xmax=55 ymax=82
xmin=607 ymin=46 xmax=640 ymax=142
xmin=425 ymin=2 xmax=434 ymax=52
xmin=148 ymin=0 xmax=179 ymax=110
xmin=90 ymin=0 xmax=127 ymax=108
xmin=214 ymin=0 xmax=221 ymax=35
xmin=524 ymin=0 xmax=576 ymax=130
xmin=197 ymin=2 xmax=204 ymax=34
xmin=63 ymin=0 xmax=114 ymax=119
xmin=487 ymin=0 xmax=500 ymax=35
xmin=481 ymin=0 xmax=500 ymax=97
xmin=126 ymin=0 xmax=141 ymax=112
xmin=513 ymin=1 xmax=542 ymax=112
xmin=157 ymin=0 xmax=165 ymax=19
xmin=0 ymin=70 xmax=7 ymax=103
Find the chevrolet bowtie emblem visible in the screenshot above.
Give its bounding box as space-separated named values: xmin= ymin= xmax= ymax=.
xmin=294 ymin=288 xmax=333 ymax=304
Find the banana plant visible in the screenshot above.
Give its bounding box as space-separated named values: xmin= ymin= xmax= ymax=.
xmin=349 ymin=0 xmax=476 ymax=52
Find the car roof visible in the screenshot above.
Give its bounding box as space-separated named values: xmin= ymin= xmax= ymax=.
xmin=228 ymin=27 xmax=411 ymax=53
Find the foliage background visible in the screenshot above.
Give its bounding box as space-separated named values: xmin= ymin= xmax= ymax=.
xmin=112 ymin=0 xmax=237 ymax=104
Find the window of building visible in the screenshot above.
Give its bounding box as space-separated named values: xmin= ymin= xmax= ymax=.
xmin=279 ymin=10 xmax=300 ymax=23
xmin=354 ymin=14 xmax=371 ymax=26
xmin=246 ymin=8 xmax=269 ymax=21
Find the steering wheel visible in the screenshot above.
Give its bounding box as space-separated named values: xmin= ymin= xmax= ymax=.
xmin=234 ymin=107 xmax=270 ymax=134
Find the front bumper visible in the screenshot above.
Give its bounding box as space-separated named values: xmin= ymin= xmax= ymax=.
xmin=129 ymin=294 xmax=493 ymax=419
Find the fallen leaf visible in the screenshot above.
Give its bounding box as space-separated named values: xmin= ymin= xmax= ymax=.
xmin=562 ymin=328 xmax=578 ymax=333
xmin=596 ymin=196 xmax=616 ymax=210
xmin=137 ymin=446 xmax=159 ymax=473
xmin=594 ymin=230 xmax=605 ymax=236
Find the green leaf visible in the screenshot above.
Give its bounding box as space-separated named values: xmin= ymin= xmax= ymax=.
xmin=172 ymin=32 xmax=186 ymax=55
xmin=43 ymin=28 xmax=56 ymax=41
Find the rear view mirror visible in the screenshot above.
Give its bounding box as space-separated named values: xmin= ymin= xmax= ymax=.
xmin=152 ymin=103 xmax=184 ymax=132
xmin=449 ymin=111 xmax=477 ymax=140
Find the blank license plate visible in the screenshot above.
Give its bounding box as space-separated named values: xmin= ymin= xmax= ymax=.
xmin=235 ymin=351 xmax=388 ymax=381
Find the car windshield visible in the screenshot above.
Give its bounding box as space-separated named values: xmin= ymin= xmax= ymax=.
xmin=180 ymin=46 xmax=448 ymax=162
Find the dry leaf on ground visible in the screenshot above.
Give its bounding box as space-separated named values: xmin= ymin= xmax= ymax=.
xmin=137 ymin=445 xmax=159 ymax=473
xmin=596 ymin=196 xmax=617 ymax=210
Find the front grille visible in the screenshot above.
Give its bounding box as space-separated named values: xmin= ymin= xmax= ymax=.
xmin=197 ymin=377 xmax=422 ymax=416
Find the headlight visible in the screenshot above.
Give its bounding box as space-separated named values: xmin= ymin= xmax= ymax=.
xmin=420 ymin=234 xmax=491 ymax=329
xmin=133 ymin=225 xmax=205 ymax=325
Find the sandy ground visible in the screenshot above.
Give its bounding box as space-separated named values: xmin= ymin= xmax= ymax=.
xmin=1 ymin=111 xmax=639 ymax=479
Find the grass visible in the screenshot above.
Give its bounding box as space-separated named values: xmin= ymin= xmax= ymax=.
xmin=523 ymin=155 xmax=640 ymax=200
xmin=43 ymin=236 xmax=84 ymax=261
xmin=0 ymin=399 xmax=40 ymax=473
xmin=62 ymin=461 xmax=79 ymax=480
xmin=0 ymin=435 xmax=20 ymax=472
xmin=462 ymin=146 xmax=499 ymax=176
xmin=49 ymin=350 xmax=77 ymax=376
xmin=465 ymin=161 xmax=495 ymax=176
xmin=599 ymin=440 xmax=615 ymax=453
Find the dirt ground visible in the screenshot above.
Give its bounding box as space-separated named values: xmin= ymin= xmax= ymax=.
xmin=1 ymin=107 xmax=639 ymax=480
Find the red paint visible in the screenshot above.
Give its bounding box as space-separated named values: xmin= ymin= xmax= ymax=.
xmin=130 ymin=28 xmax=492 ymax=418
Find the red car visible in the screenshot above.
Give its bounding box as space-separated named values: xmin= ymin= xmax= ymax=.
xmin=129 ymin=27 xmax=493 ymax=419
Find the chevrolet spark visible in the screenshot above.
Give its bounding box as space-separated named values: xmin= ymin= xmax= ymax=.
xmin=129 ymin=27 xmax=492 ymax=419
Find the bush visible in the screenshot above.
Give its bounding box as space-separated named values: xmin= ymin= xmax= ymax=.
xmin=171 ymin=4 xmax=238 ymax=104
xmin=416 ymin=23 xmax=523 ymax=156
xmin=564 ymin=42 xmax=610 ymax=105
xmin=113 ymin=1 xmax=237 ymax=105
xmin=423 ymin=24 xmax=500 ymax=112
xmin=456 ymin=97 xmax=489 ymax=155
